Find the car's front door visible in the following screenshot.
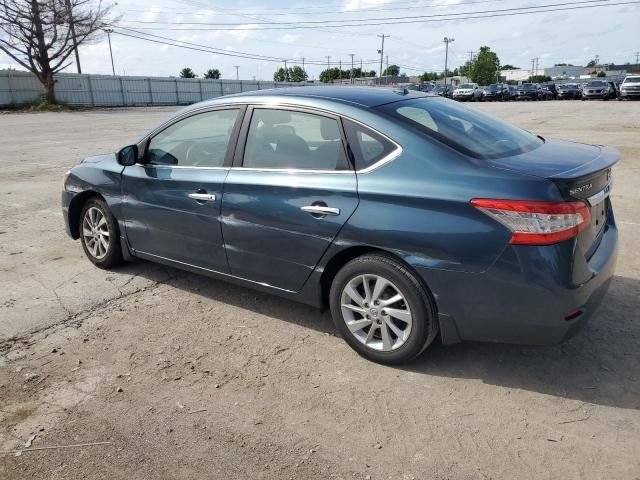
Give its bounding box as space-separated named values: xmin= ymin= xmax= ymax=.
xmin=220 ymin=106 xmax=358 ymax=291
xmin=121 ymin=107 xmax=244 ymax=272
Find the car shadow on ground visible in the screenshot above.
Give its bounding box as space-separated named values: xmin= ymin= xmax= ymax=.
xmin=129 ymin=262 xmax=640 ymax=410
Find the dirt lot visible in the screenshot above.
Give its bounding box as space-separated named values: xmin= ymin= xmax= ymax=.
xmin=1 ymin=101 xmax=639 ymax=480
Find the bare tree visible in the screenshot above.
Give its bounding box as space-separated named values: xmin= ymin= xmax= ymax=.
xmin=0 ymin=0 xmax=112 ymax=102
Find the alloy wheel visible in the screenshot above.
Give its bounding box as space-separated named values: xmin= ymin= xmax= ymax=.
xmin=82 ymin=207 xmax=110 ymax=259
xmin=340 ymin=274 xmax=413 ymax=352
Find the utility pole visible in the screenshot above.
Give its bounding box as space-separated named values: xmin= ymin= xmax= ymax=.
xmin=104 ymin=28 xmax=115 ymax=76
xmin=360 ymin=58 xmax=363 ymax=81
xmin=339 ymin=60 xmax=342 ymax=83
xmin=234 ymin=65 xmax=240 ymax=80
xmin=467 ymin=51 xmax=475 ymax=63
xmin=349 ymin=53 xmax=355 ymax=84
xmin=283 ymin=59 xmax=287 ymax=81
xmin=443 ymin=37 xmax=455 ymax=87
xmin=385 ymin=55 xmax=389 ymax=85
xmin=635 ymin=51 xmax=639 ymax=66
xmin=531 ymin=58 xmax=535 ymax=77
xmin=64 ymin=0 xmax=81 ymax=73
xmin=302 ymin=57 xmax=305 ymax=83
xmin=377 ymin=34 xmax=390 ymax=86
xmin=326 ymin=56 xmax=331 ymax=84
xmin=535 ymin=57 xmax=539 ymax=77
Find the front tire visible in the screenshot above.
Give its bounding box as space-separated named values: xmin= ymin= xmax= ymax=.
xmin=329 ymin=254 xmax=438 ymax=364
xmin=79 ymin=197 xmax=124 ymax=269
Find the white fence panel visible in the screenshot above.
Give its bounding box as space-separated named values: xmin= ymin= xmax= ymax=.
xmin=0 ymin=70 xmax=309 ymax=107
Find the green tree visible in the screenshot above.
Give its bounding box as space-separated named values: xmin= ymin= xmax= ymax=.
xmin=203 ymin=69 xmax=221 ymax=79
xmin=288 ymin=66 xmax=308 ymax=82
xmin=180 ymin=68 xmax=197 ymax=78
xmin=501 ymin=64 xmax=518 ymax=70
xmin=383 ymin=64 xmax=400 ymax=76
xmin=469 ymin=46 xmax=500 ymax=85
xmin=586 ymin=55 xmax=600 ymax=68
xmin=274 ymin=66 xmax=308 ymax=82
xmin=529 ymin=75 xmax=552 ymax=83
xmin=597 ymin=71 xmax=606 ymax=78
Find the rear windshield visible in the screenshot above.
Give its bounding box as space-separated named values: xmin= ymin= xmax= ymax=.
xmin=588 ymin=81 xmax=607 ymax=87
xmin=488 ymin=84 xmax=500 ymax=90
xmin=623 ymin=76 xmax=640 ymax=83
xmin=458 ymin=84 xmax=474 ymax=89
xmin=521 ymin=84 xmax=536 ymax=90
xmin=377 ymin=97 xmax=543 ymax=160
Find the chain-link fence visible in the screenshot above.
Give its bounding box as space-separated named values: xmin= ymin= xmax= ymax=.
xmin=0 ymin=70 xmax=308 ymax=107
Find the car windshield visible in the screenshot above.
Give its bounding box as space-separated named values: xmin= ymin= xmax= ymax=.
xmin=521 ymin=84 xmax=536 ymax=90
xmin=488 ymin=84 xmax=500 ymax=90
xmin=378 ymin=97 xmax=543 ymax=160
xmin=624 ymin=76 xmax=640 ymax=83
xmin=588 ymin=81 xmax=607 ymax=87
xmin=458 ymin=84 xmax=474 ymax=89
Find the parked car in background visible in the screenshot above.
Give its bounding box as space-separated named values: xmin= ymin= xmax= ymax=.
xmin=432 ymin=84 xmax=453 ymax=98
xmin=61 ymin=87 xmax=619 ymax=364
xmin=557 ymin=83 xmax=582 ymax=99
xmin=482 ymin=83 xmax=510 ymax=101
xmin=619 ymin=75 xmax=640 ymax=100
xmin=452 ymin=83 xmax=482 ymax=101
xmin=516 ymin=83 xmax=540 ymax=100
xmin=507 ymin=85 xmax=518 ymax=100
xmin=581 ymin=80 xmax=614 ymax=100
xmin=546 ymin=83 xmax=559 ymax=100
xmin=539 ymin=86 xmax=554 ymax=101
xmin=607 ymin=81 xmax=620 ymax=99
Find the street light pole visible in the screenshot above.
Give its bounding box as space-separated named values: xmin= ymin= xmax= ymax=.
xmin=104 ymin=28 xmax=115 ymax=76
xmin=443 ymin=36 xmax=455 ymax=87
xmin=234 ymin=65 xmax=240 ymax=80
xmin=65 ymin=0 xmax=82 ymax=73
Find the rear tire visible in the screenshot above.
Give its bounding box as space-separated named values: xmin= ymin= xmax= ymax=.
xmin=79 ymin=197 xmax=124 ymax=269
xmin=329 ymin=254 xmax=439 ymax=365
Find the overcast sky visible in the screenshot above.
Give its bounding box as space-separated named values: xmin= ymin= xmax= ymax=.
xmin=1 ymin=0 xmax=639 ymax=80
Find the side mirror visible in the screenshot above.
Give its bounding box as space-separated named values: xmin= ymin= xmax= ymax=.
xmin=117 ymin=144 xmax=138 ymax=166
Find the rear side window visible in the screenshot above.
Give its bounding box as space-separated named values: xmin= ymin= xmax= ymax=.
xmin=377 ymin=98 xmax=543 ymax=159
xmin=147 ymin=109 xmax=240 ymax=167
xmin=242 ymin=109 xmax=348 ymax=170
xmin=343 ymin=119 xmax=398 ymax=171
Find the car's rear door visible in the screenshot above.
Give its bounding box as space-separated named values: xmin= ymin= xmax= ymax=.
xmin=220 ymin=106 xmax=358 ymax=291
xmin=121 ymin=106 xmax=244 ymax=272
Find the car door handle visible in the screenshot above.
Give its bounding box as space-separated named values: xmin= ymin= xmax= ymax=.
xmin=301 ymin=205 xmax=340 ymax=216
xmin=188 ymin=193 xmax=216 ymax=201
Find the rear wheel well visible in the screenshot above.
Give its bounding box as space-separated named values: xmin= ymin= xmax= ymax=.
xmin=320 ymin=246 xmax=436 ymax=313
xmin=68 ymin=191 xmax=106 ymax=239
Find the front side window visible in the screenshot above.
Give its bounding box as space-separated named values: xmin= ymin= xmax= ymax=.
xmin=147 ymin=109 xmax=240 ymax=167
xmin=378 ymin=97 xmax=543 ymax=159
xmin=243 ymin=109 xmax=347 ymax=170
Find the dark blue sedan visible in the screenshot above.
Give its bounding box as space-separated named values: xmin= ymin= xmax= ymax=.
xmin=62 ymin=87 xmax=618 ymax=364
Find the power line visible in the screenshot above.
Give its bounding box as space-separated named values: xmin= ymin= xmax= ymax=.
xmin=120 ymin=0 xmax=633 ymax=27
xmin=116 ymin=0 xmax=508 ymax=17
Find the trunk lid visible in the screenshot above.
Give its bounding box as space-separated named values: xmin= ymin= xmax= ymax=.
xmin=489 ymin=138 xmax=618 ymax=256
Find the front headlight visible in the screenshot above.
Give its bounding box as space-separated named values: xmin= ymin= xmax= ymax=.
xmin=62 ymin=170 xmax=71 ymax=190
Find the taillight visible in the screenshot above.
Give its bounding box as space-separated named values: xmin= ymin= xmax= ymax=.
xmin=471 ymin=198 xmax=591 ymax=245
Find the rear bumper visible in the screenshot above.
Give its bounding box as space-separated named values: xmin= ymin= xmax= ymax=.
xmin=416 ymin=218 xmax=618 ymax=346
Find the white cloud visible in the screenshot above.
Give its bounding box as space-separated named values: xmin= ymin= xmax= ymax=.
xmin=342 ymin=0 xmax=392 ymax=12
xmin=279 ymin=34 xmax=301 ymax=44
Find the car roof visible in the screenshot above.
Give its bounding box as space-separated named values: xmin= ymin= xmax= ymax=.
xmin=190 ymin=86 xmax=433 ymax=111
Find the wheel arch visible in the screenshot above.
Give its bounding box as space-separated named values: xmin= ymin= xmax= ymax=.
xmin=67 ymin=190 xmax=107 ymax=239
xmin=319 ymin=245 xmax=439 ymax=316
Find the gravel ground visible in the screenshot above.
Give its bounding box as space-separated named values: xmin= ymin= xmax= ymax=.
xmin=1 ymin=101 xmax=639 ymax=480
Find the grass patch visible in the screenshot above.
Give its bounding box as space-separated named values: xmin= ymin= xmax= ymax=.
xmin=1 ymin=98 xmax=75 ymax=112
